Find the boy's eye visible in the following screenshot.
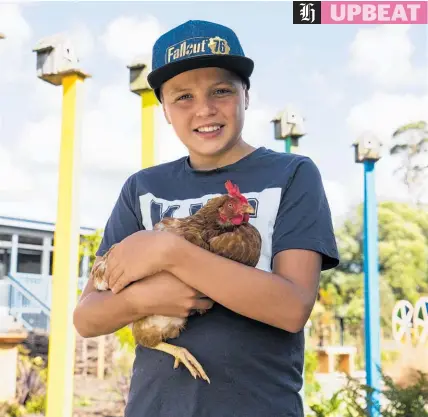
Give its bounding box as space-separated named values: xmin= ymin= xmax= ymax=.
xmin=176 ymin=93 xmax=192 ymax=101
xmin=214 ymin=88 xmax=232 ymax=95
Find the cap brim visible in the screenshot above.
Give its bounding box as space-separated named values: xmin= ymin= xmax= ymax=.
xmin=147 ymin=54 xmax=254 ymax=101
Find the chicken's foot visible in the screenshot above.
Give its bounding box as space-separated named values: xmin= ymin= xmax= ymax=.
xmin=151 ymin=342 xmax=210 ymax=383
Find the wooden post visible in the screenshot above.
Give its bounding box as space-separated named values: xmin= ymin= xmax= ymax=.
xmin=97 ymin=335 xmax=105 ymax=380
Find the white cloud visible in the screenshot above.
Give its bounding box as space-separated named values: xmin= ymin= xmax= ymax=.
xmin=154 ymin=108 xmax=188 ymax=164
xmin=0 ymin=4 xmax=31 ymax=48
xmin=305 ymin=70 xmax=345 ymax=107
xmin=0 ymin=4 xmax=33 ymax=86
xmin=346 ymin=91 xmax=428 ymax=147
xmin=348 ymin=25 xmax=425 ymax=88
xmin=17 ymin=114 xmax=61 ymax=166
xmin=0 ymin=145 xmax=33 ymax=197
xmin=100 ymin=15 xmax=163 ymax=64
xmin=81 ymin=81 xmax=141 ymax=173
xmin=243 ymin=91 xmax=284 ymax=152
xmin=323 ymin=180 xmax=350 ymax=226
xmin=68 ymin=22 xmax=95 ymax=61
xmin=346 ymin=91 xmax=428 ymax=204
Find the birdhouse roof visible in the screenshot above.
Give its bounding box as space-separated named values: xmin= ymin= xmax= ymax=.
xmin=271 ymin=111 xmax=283 ymax=123
xmin=32 ymin=33 xmax=70 ymax=52
xmin=127 ymin=55 xmax=152 ymax=70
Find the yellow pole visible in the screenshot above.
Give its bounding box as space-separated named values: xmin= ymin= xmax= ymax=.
xmin=141 ymin=90 xmax=157 ymax=169
xmin=45 ymin=72 xmax=85 ymax=417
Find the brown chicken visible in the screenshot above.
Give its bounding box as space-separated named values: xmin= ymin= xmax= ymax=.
xmin=91 ymin=180 xmax=262 ymax=383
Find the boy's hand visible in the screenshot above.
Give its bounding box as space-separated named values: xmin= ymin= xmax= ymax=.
xmin=105 ymin=230 xmax=177 ymax=294
xmin=128 ymin=272 xmax=214 ymax=318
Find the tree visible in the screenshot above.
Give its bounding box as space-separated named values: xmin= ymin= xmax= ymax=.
xmin=313 ymin=201 xmax=428 ymax=344
xmin=79 ymin=229 xmax=103 ymax=271
xmin=390 ymin=121 xmax=428 ymax=206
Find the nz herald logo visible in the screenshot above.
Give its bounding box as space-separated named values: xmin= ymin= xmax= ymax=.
xmin=293 ymin=1 xmax=321 ymax=24
xmin=166 ymin=36 xmax=231 ymax=63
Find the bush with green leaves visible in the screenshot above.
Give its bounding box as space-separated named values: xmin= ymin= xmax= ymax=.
xmin=308 ymin=368 xmax=428 ymax=417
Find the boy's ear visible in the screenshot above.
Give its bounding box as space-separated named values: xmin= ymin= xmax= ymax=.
xmin=244 ymin=90 xmax=249 ymax=110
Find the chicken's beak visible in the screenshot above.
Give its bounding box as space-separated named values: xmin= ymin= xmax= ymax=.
xmin=243 ymin=204 xmax=255 ymax=214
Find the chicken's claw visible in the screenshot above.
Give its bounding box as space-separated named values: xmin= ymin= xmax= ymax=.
xmin=152 ymin=342 xmax=210 ymax=383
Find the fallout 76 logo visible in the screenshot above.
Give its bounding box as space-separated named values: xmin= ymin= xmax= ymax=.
xmin=208 ymin=36 xmax=231 ymax=55
xmin=293 ymin=1 xmax=321 ymax=24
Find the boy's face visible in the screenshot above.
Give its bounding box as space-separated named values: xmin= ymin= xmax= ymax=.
xmin=161 ymin=67 xmax=249 ymax=162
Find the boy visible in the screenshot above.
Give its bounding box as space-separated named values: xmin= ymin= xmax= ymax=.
xmin=73 ymin=19 xmax=339 ymax=417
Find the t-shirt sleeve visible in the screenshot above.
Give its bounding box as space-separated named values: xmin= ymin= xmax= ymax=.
xmin=96 ymin=175 xmax=143 ymax=257
xmin=271 ymin=157 xmax=339 ymax=271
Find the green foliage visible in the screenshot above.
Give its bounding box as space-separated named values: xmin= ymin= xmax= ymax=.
xmin=24 ymin=394 xmax=46 ymax=414
xmin=79 ymin=228 xmax=104 ymax=270
xmin=0 ymin=346 xmax=47 ymax=416
xmin=308 ymin=369 xmax=428 ymax=417
xmin=115 ymin=325 xmax=136 ymax=353
xmin=78 ymin=229 xmax=103 ymax=295
xmin=315 ymin=200 xmax=428 ymax=344
xmin=74 ymin=396 xmax=93 ymax=407
xmin=342 ymin=370 xmax=428 ymax=417
xmin=310 ymin=391 xmax=344 ymax=417
xmin=0 ymin=402 xmax=26 ymax=417
xmin=305 ymin=349 xmax=321 ymax=399
xmin=381 ymin=371 xmax=428 ymax=417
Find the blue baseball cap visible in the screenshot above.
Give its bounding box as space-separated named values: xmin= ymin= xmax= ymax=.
xmin=147 ymin=20 xmax=254 ymax=101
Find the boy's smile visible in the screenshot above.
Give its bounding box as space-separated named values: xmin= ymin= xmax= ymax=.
xmin=161 ymin=67 xmax=254 ymax=170
xmin=193 ymin=123 xmax=224 ymax=139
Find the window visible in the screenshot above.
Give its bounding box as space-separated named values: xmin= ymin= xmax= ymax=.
xmin=0 ymin=233 xmax=12 ymax=242
xmin=0 ymin=248 xmax=11 ymax=277
xmin=17 ymin=249 xmax=42 ymax=274
xmin=49 ymin=251 xmax=54 ymax=275
xmin=18 ymin=235 xmax=44 ymax=245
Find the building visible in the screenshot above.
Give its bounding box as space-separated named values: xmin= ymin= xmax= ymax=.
xmin=0 ymin=215 xmax=96 ymax=332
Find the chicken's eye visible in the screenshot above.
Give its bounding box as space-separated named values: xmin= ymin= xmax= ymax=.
xmin=228 ymin=203 xmax=233 ymax=208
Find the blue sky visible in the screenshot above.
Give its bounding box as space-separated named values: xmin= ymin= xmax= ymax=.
xmin=0 ymin=2 xmax=426 ymax=229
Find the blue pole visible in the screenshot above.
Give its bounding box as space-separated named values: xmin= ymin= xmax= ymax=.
xmin=285 ymin=137 xmax=291 ymax=153
xmin=363 ymin=160 xmax=381 ymax=416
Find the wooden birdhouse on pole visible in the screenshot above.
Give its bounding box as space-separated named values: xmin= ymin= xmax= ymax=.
xmin=33 ymin=34 xmax=90 ymax=85
xmin=352 ymin=132 xmax=382 ymax=163
xmin=271 ymin=106 xmax=306 ymax=153
xmin=127 ymin=56 xmax=158 ymax=169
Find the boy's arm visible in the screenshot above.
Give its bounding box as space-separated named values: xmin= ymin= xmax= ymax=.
xmin=166 ymin=157 xmax=339 ymax=333
xmin=74 ymin=175 xmax=213 ymax=338
xmin=74 ymin=258 xmax=214 ymax=338
xmin=74 ymin=256 xmax=143 ymax=337
xmin=167 ymin=240 xmax=321 ymax=333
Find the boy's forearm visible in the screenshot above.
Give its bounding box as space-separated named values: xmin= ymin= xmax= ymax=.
xmin=73 ymin=286 xmax=142 ymax=338
xmin=167 ymin=237 xmax=310 ymax=333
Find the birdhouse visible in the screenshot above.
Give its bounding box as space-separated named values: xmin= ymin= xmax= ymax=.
xmin=127 ymin=58 xmax=151 ymax=95
xmin=271 ymin=106 xmax=306 ymax=145
xmin=33 ymin=34 xmax=87 ymax=85
xmin=353 ymin=133 xmax=382 ymax=163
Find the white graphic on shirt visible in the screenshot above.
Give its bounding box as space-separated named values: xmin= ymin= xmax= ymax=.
xmin=139 ymin=188 xmax=282 ymax=272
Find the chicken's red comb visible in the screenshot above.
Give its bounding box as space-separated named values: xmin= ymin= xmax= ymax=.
xmin=225 ymin=180 xmax=247 ymax=202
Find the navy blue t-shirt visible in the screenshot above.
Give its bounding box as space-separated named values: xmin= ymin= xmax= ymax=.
xmin=96 ymin=147 xmax=339 ymax=417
